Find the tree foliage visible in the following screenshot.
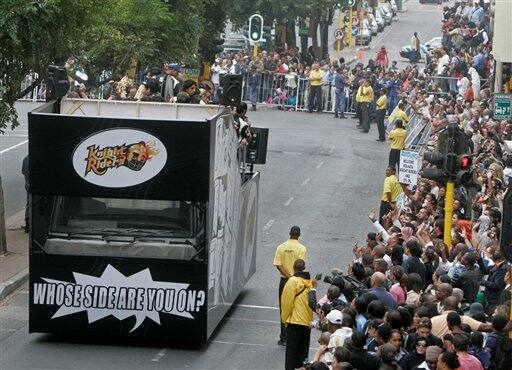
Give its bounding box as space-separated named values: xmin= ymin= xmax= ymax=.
xmin=0 ymin=0 xmax=208 ymax=130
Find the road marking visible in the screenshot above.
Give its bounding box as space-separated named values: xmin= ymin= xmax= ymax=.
xmin=316 ymin=161 xmax=324 ymax=169
xmin=262 ymin=219 xmax=274 ymax=231
xmin=234 ymin=303 xmax=279 ymax=310
xmin=224 ymin=317 xmax=280 ymax=324
xmin=281 ymin=151 xmax=302 ymax=155
xmin=284 ymin=197 xmax=294 ymax=207
xmin=328 ymin=145 xmax=335 ymax=154
xmin=151 ymin=348 xmax=168 ymax=362
xmin=301 ymin=178 xmax=310 ymax=187
xmin=0 ymin=140 xmax=28 ymax=155
xmin=211 ymin=340 xmax=317 ymax=352
xmin=1 ymin=135 xmax=28 ymax=138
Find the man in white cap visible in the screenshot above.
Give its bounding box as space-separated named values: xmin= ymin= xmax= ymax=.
xmin=323 ymin=310 xmax=354 ymax=364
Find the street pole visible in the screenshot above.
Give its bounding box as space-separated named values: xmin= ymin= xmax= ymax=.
xmin=349 ymin=8 xmax=353 ymax=47
xmin=444 ymin=180 xmax=454 ymax=253
xmin=337 ymin=8 xmax=342 ymax=55
xmin=253 ymin=43 xmax=258 ymax=58
xmin=494 ymin=61 xmax=503 ymax=93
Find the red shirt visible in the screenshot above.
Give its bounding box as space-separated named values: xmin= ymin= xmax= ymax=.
xmin=458 ymin=352 xmax=483 ymax=370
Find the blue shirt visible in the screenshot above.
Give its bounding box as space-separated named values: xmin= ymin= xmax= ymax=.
xmin=473 ymin=53 xmax=486 ymax=72
xmin=367 ymin=287 xmax=397 ymax=309
xmin=323 ymin=72 xmax=334 ymax=85
xmin=334 ymin=74 xmax=345 ymax=90
xmin=356 ymin=313 xmax=367 ymax=331
xmin=471 ymin=6 xmax=484 ymax=25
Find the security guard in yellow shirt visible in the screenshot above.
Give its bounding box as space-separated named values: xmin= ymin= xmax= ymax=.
xmin=379 ymin=166 xmax=403 ymax=223
xmin=280 ymin=259 xmax=313 ymax=370
xmin=356 ymin=79 xmax=374 ymax=133
xmin=376 ymin=87 xmax=388 ymax=142
xmin=388 ymin=119 xmax=407 ymax=169
xmin=273 ymin=226 xmax=307 ymax=345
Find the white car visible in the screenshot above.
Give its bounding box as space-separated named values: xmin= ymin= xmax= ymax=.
xmin=424 ymin=37 xmax=443 ymax=51
xmin=388 ymin=0 xmax=398 ymax=15
xmin=378 ymin=5 xmax=393 ymax=25
xmin=366 ymin=14 xmax=378 ymax=36
xmin=374 ymin=9 xmax=386 ymax=31
xmin=354 ymin=20 xmax=372 ymax=46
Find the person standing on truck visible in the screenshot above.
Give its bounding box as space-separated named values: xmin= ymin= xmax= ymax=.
xmin=160 ymin=63 xmax=181 ymax=102
xmin=274 ymin=226 xmax=308 ymax=346
xmin=280 ymin=259 xmax=313 ymax=370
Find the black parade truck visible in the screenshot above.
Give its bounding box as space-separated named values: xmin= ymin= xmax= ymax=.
xmin=28 ymin=98 xmax=267 ymax=341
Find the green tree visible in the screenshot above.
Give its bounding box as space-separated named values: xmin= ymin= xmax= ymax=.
xmin=0 ymin=0 xmax=220 ymax=253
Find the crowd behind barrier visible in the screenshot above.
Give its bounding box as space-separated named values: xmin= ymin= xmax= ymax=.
xmin=272 ymin=2 xmax=512 ymax=370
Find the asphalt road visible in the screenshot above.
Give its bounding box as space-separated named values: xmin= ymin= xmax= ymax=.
xmin=0 ymin=101 xmax=42 ymax=220
xmin=0 ymin=2 xmax=442 ymax=369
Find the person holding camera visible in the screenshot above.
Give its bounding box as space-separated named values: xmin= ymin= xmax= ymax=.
xmin=274 ymin=226 xmax=308 ymax=346
xmin=280 ymin=259 xmax=314 ymax=370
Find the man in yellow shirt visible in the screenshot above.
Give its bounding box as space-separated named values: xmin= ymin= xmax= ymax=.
xmin=388 ymin=119 xmax=406 ymax=169
xmin=376 ymin=87 xmax=388 ymax=142
xmin=273 ymin=226 xmax=307 ymax=345
xmin=379 ymin=166 xmax=403 ymax=223
xmin=308 ymin=63 xmax=324 ymax=113
xmin=356 ymin=79 xmax=374 ymax=133
xmin=280 ymin=259 xmax=313 ymax=370
xmin=393 ymin=102 xmax=409 ymax=126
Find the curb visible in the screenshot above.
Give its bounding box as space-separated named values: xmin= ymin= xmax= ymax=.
xmin=0 ymin=267 xmax=29 ymax=300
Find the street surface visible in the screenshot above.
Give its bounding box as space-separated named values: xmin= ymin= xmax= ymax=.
xmin=0 ymin=1 xmax=442 ymax=369
xmin=0 ymin=101 xmax=39 ymax=220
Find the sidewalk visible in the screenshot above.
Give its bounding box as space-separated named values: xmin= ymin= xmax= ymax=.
xmin=0 ymin=210 xmax=29 ymax=300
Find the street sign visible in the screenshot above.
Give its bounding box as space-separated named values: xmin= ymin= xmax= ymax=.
xmin=399 ymin=150 xmax=421 ymax=185
xmin=299 ymin=27 xmax=309 ymax=37
xmin=347 ymin=0 xmax=355 ymax=7
xmin=334 ymin=28 xmax=344 ymax=40
xmin=351 ymin=26 xmax=359 ymax=36
xmin=494 ymin=93 xmax=512 ymax=120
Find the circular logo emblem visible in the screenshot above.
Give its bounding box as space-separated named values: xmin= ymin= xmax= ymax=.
xmin=72 ymin=128 xmax=168 ymax=188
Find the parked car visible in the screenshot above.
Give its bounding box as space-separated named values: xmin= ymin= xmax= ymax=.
xmin=378 ymin=5 xmax=393 ymax=25
xmin=374 ymin=9 xmax=386 ymax=31
xmin=388 ymin=0 xmax=398 ymax=16
xmin=366 ymin=14 xmax=378 ymax=36
xmin=424 ymin=37 xmax=443 ymax=51
xmin=354 ymin=20 xmax=372 ymax=46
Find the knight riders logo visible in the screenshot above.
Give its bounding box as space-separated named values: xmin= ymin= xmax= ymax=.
xmin=84 ymin=141 xmax=160 ymax=176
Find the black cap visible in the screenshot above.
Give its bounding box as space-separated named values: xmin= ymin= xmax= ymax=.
xmin=290 ymin=226 xmax=301 ymax=236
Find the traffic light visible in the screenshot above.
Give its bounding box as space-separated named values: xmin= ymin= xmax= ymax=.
xmin=347 ymin=0 xmax=355 ymax=7
xmin=248 ymin=14 xmax=264 ymax=42
xmin=454 ymin=154 xmax=472 ymax=184
xmin=421 ymin=151 xmax=446 ymax=183
xmin=213 ymin=38 xmax=224 ymax=54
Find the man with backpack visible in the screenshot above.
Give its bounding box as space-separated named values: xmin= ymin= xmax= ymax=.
xmin=484 ymin=315 xmax=512 ymax=370
xmin=281 ymin=259 xmax=314 ymax=370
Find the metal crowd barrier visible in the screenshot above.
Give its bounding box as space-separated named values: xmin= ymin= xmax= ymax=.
xmin=242 ymin=72 xmax=357 ymax=114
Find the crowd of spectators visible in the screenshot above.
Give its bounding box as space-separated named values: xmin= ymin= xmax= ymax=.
xmin=275 ymin=1 xmax=512 ymax=370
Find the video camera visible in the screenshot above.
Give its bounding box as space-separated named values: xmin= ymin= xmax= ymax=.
xmin=322 ymin=269 xmax=367 ymax=302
